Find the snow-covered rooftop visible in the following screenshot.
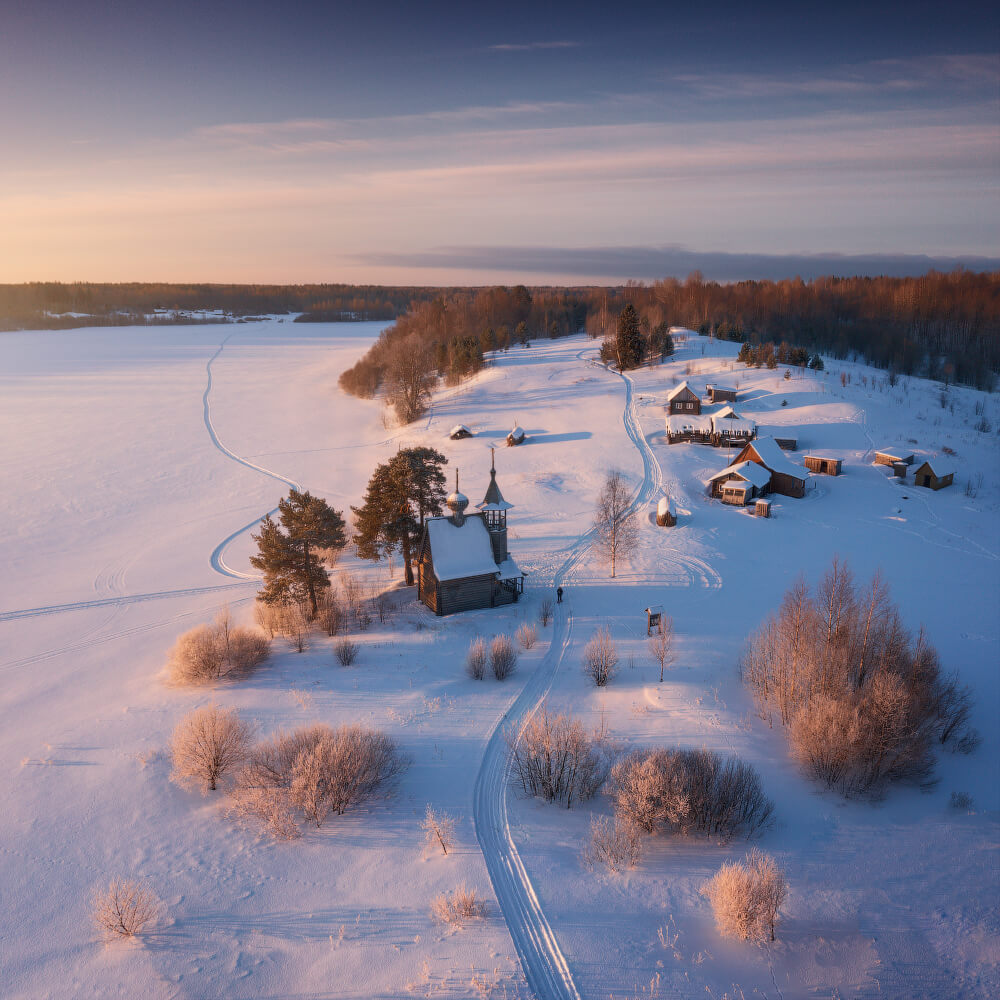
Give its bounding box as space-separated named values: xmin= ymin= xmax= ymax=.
xmin=496 ymin=557 xmax=524 ymax=581
xmin=917 ymin=459 xmax=955 ymax=478
xmin=746 ymin=436 xmax=807 ymax=480
xmin=508 ymin=425 xmax=525 ymax=441
xmin=425 ymin=515 xmax=501 ymax=581
xmin=708 ymin=460 xmax=772 ymax=489
xmin=449 ymin=424 xmax=471 ymax=437
xmin=657 ymin=496 xmax=676 ymax=517
xmin=876 ymin=445 xmax=915 ymax=458
xmin=712 ymin=414 xmax=755 ymax=435
xmin=666 ymin=380 xmax=697 ymax=401
xmin=666 ymin=414 xmax=712 ymax=433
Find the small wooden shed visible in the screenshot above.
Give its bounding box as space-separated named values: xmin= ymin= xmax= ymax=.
xmin=875 ymin=447 xmax=914 ymax=467
xmin=506 ymin=425 xmax=526 ymax=446
xmin=914 ymin=460 xmax=954 ymax=491
xmin=449 ymin=424 xmax=473 ymax=440
xmin=755 ymin=498 xmax=771 ymax=518
xmin=706 ymin=384 xmax=738 ymax=404
xmin=892 ymin=461 xmax=909 ymax=479
xmin=656 ymin=496 xmax=677 ymax=526
xmin=804 ymin=455 xmax=842 ymax=476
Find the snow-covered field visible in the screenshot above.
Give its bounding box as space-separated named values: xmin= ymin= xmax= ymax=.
xmin=2 ymin=321 xmax=998 ymax=999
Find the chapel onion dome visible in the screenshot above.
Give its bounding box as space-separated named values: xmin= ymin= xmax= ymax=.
xmin=446 ymin=489 xmax=469 ymax=515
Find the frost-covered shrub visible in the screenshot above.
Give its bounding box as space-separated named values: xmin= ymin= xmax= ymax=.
xmin=92 ymin=877 xmax=160 ymax=939
xmin=582 ymin=626 xmax=618 ymax=687
xmin=230 ymin=724 xmax=406 ymax=835
xmin=701 ymin=848 xmax=787 ymax=943
xmin=490 ymin=635 xmax=518 ymax=680
xmin=422 ymin=805 xmax=456 ymax=856
xmin=539 ymin=598 xmax=553 ymax=627
xmin=335 ymin=639 xmax=359 ymax=666
xmin=170 ymin=705 xmax=255 ymax=792
xmin=582 ymin=815 xmax=641 ymax=872
xmin=431 ymin=885 xmax=488 ymax=924
xmin=741 ymin=558 xmax=979 ymax=797
xmin=609 ymin=748 xmax=773 ymax=840
xmin=466 ymin=637 xmax=487 ymax=680
xmin=516 ymin=623 xmax=538 ymax=650
xmin=508 ymin=706 xmax=617 ymax=807
xmin=167 ymin=609 xmax=270 ymax=684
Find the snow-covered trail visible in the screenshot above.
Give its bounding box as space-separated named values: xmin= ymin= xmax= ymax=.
xmin=473 ymin=353 xmax=687 ymax=999
xmin=202 ymin=336 xmax=301 ymax=580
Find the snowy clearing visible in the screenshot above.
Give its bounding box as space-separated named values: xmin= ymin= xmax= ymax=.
xmin=1 ymin=322 xmax=998 ymax=999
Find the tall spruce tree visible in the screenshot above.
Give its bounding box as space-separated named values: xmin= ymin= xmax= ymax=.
xmin=250 ymin=488 xmax=346 ymax=617
xmin=353 ymin=447 xmax=448 ymax=585
xmin=615 ymin=303 xmax=644 ymax=370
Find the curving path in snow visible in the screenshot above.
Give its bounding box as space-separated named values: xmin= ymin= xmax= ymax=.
xmin=473 ymin=354 xmax=677 ymax=999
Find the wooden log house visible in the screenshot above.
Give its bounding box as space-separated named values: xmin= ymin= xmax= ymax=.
xmin=731 ymin=436 xmax=809 ymax=498
xmin=667 ymin=381 xmax=701 ymax=415
xmin=913 ymin=460 xmax=955 ymax=491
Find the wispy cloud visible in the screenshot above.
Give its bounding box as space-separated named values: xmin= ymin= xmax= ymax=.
xmin=489 ymin=41 xmax=580 ymax=52
xmin=355 ymin=245 xmax=1000 ymax=282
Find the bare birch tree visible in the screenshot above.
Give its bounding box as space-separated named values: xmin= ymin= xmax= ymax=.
xmin=649 ymin=616 xmax=675 ymax=682
xmin=592 ymin=470 xmax=638 ymax=578
xmin=384 ymin=335 xmax=436 ymax=424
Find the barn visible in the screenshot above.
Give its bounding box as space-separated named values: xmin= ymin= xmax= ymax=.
xmin=417 ymin=457 xmax=524 ymax=616
xmin=732 ymin=436 xmax=808 ymax=498
xmin=913 ymin=460 xmax=955 ymax=491
xmin=667 ymin=381 xmax=701 ymax=415
xmin=707 ymin=460 xmax=772 ymax=503
xmin=804 ymin=455 xmax=842 ymax=476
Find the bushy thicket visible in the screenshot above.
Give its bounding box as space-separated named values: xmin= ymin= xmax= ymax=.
xmin=741 ymin=559 xmax=979 ymax=797
xmin=167 ymin=609 xmax=270 ymax=684
xmin=92 ymin=877 xmax=161 ymax=939
xmin=430 ymin=885 xmax=488 ymax=925
xmin=170 ymin=705 xmax=255 ymax=792
xmin=508 ymin=707 xmax=618 ymax=808
xmin=609 ymin=748 xmax=774 ymax=841
xmin=701 ymin=848 xmax=788 ymax=943
xmin=489 ymin=635 xmax=518 ymax=680
xmin=229 ymin=724 xmax=406 ymax=837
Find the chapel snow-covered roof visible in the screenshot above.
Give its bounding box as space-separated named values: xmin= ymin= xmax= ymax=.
xmin=425 ymin=515 xmax=501 ymax=581
xmin=496 ymin=557 xmax=524 ymax=581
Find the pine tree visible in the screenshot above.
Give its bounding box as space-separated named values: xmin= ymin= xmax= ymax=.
xmin=250 ymin=489 xmax=346 ymax=617
xmin=353 ymin=447 xmax=448 ymax=585
xmin=615 ymin=304 xmax=644 ymax=370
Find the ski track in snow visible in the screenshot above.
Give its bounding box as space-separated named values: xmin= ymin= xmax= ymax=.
xmin=473 ymin=351 xmax=721 ymax=999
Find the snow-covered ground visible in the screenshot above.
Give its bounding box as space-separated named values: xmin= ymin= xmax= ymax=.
xmin=1 ymin=322 xmax=997 ymax=998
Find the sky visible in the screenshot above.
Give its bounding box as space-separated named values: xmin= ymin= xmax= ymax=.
xmin=0 ymin=0 xmax=998 ymax=284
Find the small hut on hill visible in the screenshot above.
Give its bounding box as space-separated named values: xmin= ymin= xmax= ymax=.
xmin=805 ymin=455 xmax=842 ymax=475
xmin=667 ymin=381 xmax=701 ymax=415
xmin=706 ymin=384 xmax=738 ymax=404
xmin=449 ymin=424 xmax=473 ymax=440
xmin=875 ymin=446 xmax=914 ymax=467
xmin=913 ymin=460 xmax=954 ymax=491
xmin=506 ymin=424 xmax=526 ymax=446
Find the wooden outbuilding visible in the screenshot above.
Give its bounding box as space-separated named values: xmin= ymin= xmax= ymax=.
xmin=755 ymin=498 xmax=771 ymax=517
xmin=656 ymin=496 xmax=677 ymax=526
xmin=707 ymin=460 xmax=771 ymax=503
xmin=449 ymin=424 xmax=473 ymax=440
xmin=875 ymin=447 xmax=914 ymax=467
xmin=506 ymin=425 xmax=526 ymax=446
xmin=667 ymin=381 xmax=701 ymax=415
xmin=666 ymin=413 xmax=712 ymax=444
xmin=804 ymin=455 xmax=842 ymax=476
xmin=706 ymin=384 xmax=738 ymax=404
xmin=732 ymin=436 xmax=808 ymax=498
xmin=417 ymin=457 xmax=524 ymax=616
xmin=914 ymin=460 xmax=954 ymax=491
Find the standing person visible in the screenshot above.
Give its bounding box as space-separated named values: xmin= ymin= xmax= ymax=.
xmin=556 ymin=586 xmax=563 ymax=604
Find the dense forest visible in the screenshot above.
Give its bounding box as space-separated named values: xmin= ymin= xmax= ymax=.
xmin=3 ymin=272 xmax=997 ymax=391
xmin=340 ymin=271 xmax=1000 ymax=397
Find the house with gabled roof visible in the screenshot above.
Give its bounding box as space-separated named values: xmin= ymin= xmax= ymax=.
xmin=732 ymin=436 xmax=809 ymax=498
xmin=667 ymin=381 xmax=701 ymax=415
xmin=707 ymin=460 xmax=772 ymax=504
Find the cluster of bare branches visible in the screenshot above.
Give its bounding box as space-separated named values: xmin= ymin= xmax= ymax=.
xmin=539 ymin=598 xmax=553 ymax=627
xmin=701 ymin=848 xmax=788 ymax=943
xmin=582 ymin=815 xmax=641 ymax=873
xmin=592 ymin=470 xmax=639 ymax=578
xmin=741 ymin=558 xmax=979 ymax=797
xmin=648 ymin=618 xmax=675 ymax=682
xmin=168 ymin=608 xmax=270 ymax=684
xmin=508 ymin=706 xmax=619 ymax=808
xmin=335 ymin=639 xmax=360 ymax=666
xmin=430 ymin=885 xmax=489 ymax=925
xmin=489 ymin=635 xmax=518 ymax=680
xmin=609 ymin=748 xmax=774 ymax=841
xmin=422 ymin=805 xmax=457 ymax=856
xmin=92 ymin=877 xmax=161 ymax=939
xmin=228 ymin=724 xmax=407 ymax=838
xmin=516 ymin=623 xmax=537 ymax=650
xmin=170 ymin=705 xmax=256 ymax=792
xmin=466 ymin=637 xmax=487 ymax=680
xmin=583 ymin=626 xmax=619 ymax=687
